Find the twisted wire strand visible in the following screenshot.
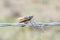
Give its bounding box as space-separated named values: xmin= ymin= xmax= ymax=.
xmin=0 ymin=22 xmax=60 ymax=27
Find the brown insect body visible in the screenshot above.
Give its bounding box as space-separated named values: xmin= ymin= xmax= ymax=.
xmin=17 ymin=16 xmax=33 ymax=23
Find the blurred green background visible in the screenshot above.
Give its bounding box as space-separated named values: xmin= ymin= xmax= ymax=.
xmin=0 ymin=0 xmax=60 ymax=40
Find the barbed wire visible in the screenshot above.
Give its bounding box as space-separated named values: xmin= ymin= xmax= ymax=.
xmin=0 ymin=22 xmax=60 ymax=32
xmin=0 ymin=22 xmax=60 ymax=27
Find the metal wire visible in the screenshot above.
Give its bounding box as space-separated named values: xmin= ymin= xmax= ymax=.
xmin=0 ymin=22 xmax=60 ymax=27
xmin=0 ymin=22 xmax=60 ymax=32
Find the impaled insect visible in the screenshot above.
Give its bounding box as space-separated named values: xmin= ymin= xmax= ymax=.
xmin=17 ymin=16 xmax=33 ymax=24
